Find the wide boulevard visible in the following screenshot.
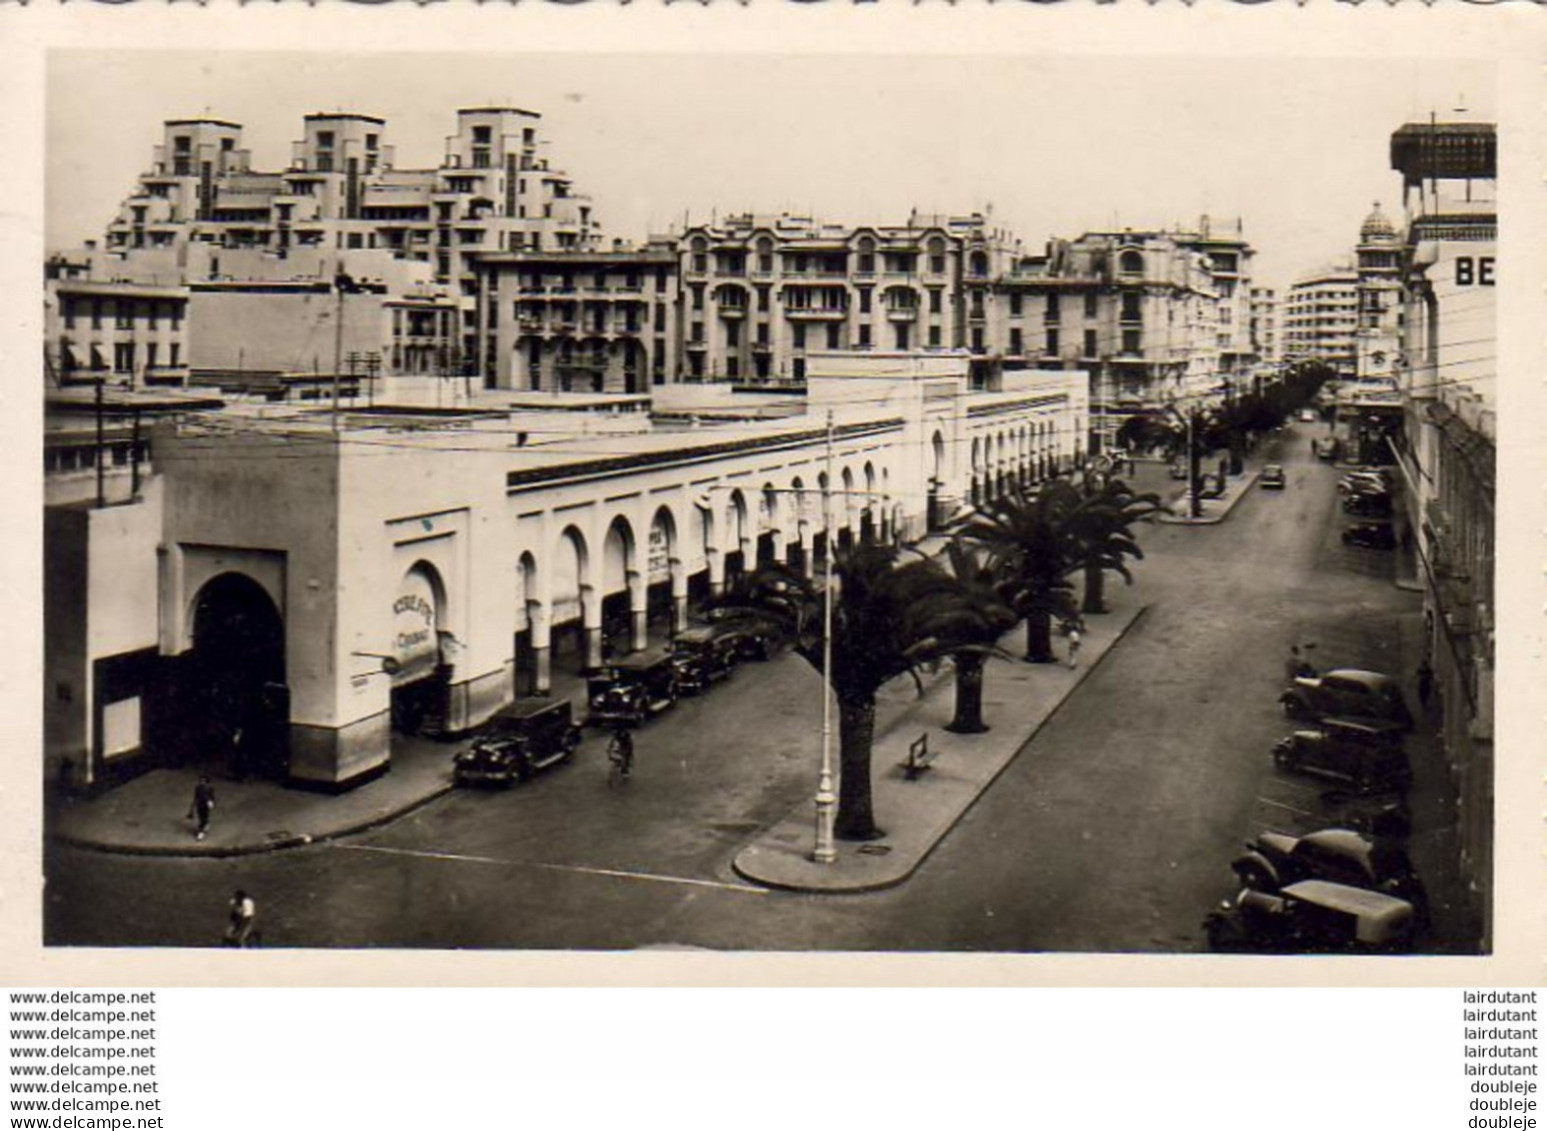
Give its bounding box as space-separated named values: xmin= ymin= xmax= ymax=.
xmin=45 ymin=420 xmax=1439 ymax=953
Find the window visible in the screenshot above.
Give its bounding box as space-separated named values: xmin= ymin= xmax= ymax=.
xmin=692 ymin=252 xmax=707 ymax=273
xmin=169 ymin=343 xmax=180 ymax=366
xmin=1121 ymin=328 xmax=1141 ymax=354
xmin=1118 ymin=249 xmax=1143 ymax=276
xmin=928 ymin=325 xmax=940 ymax=347
xmin=930 ymin=254 xmax=946 ymax=275
xmin=792 ymin=325 xmax=806 ymax=349
xmin=690 ymin=322 xmax=703 ymax=344
xmin=858 ymin=324 xmax=872 ymax=347
xmin=1044 ymin=328 xmax=1059 ymax=356
xmin=114 ymin=342 xmax=135 ymax=373
xmin=894 ymin=324 xmax=910 ymax=350
xmin=756 ymin=323 xmax=769 ymax=345
xmin=1120 ymin=292 xmax=1141 ymax=322
xmin=1009 ymin=328 xmax=1022 ymax=354
xmin=859 ymin=289 xmax=872 ymax=314
xmin=1085 ymin=292 xmax=1098 ymax=319
xmin=366 ymin=134 xmax=379 ymax=150
xmin=1009 ymin=293 xmax=1022 ymax=317
xmin=1045 ymin=293 xmax=1060 ymax=321
xmin=691 ymin=286 xmax=704 ymax=311
xmin=727 ymin=357 xmax=740 ymax=379
xmin=970 ymin=327 xmax=983 ymax=352
xmin=929 ymin=290 xmax=942 ymax=314
xmin=857 ymin=252 xmax=875 ymax=274
xmin=1084 ymin=329 xmax=1098 ymax=358
xmin=826 ymin=324 xmax=840 ymax=349
xmin=146 ymin=343 xmax=158 ymax=370
xmin=472 ymin=125 xmax=492 ymax=144
xmin=725 ymin=322 xmax=741 ymax=347
xmin=757 ymin=286 xmax=770 ymax=313
xmin=654 ymin=305 xmax=666 ymax=332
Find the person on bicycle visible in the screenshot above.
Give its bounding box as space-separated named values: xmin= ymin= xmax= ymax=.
xmin=608 ymin=727 xmax=635 ymax=780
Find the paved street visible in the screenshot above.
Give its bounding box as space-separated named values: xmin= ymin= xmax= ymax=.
xmin=46 ymin=421 xmax=1464 ymax=953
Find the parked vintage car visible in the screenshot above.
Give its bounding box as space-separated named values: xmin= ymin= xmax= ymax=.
xmin=1281 ymin=668 xmax=1413 ymax=729
xmin=669 ymin=625 xmax=740 ymax=695
xmin=1312 ymin=436 xmax=1341 ymax=461
xmin=703 ymin=607 xmax=787 ymax=661
xmin=1343 ymin=492 xmax=1392 ymax=517
xmin=585 ymin=651 xmax=679 ymax=727
xmin=1204 ymin=879 xmax=1416 ymax=954
xmin=1272 ymin=718 xmax=1411 ymax=794
xmin=1298 ymin=408 xmax=1319 ymax=423
xmin=1343 ymin=522 xmax=1398 ymax=550
xmin=1231 ymin=828 xmax=1426 ymax=913
xmin=1338 ymin=470 xmax=1394 ymax=494
xmin=1258 ymin=464 xmax=1286 ymax=490
xmin=453 ymin=697 xmax=582 ymax=787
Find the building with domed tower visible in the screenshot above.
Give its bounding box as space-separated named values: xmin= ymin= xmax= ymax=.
xmin=1354 ymin=202 xmax=1404 ymax=386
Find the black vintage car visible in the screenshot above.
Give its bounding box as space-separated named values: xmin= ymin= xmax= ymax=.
xmin=1204 ymin=880 xmax=1416 ymax=954
xmin=669 ymin=625 xmax=739 ymax=695
xmin=703 ymin=607 xmax=787 ymax=661
xmin=1343 ymin=522 xmax=1397 ymax=550
xmin=1342 ymin=492 xmax=1392 ymax=518
xmin=1272 ymin=717 xmax=1411 ymax=794
xmin=586 ymin=651 xmax=679 ymax=727
xmin=1231 ymin=827 xmax=1426 ymax=914
xmin=453 ymin=697 xmax=582 ymax=787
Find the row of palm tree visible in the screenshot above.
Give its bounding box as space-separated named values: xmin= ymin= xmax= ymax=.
xmin=708 ymin=470 xmax=1163 ymax=841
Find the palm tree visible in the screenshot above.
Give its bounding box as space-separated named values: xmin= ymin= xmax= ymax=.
xmin=958 ymin=481 xmax=1080 ymax=664
xmin=927 ymin=538 xmax=1017 ymax=735
xmin=1066 ymin=473 xmax=1165 ymax=615
xmin=708 ymin=543 xmax=974 ymax=841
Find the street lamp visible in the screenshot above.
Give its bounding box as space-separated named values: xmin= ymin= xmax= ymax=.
xmin=812 ymin=409 xmax=838 ymax=864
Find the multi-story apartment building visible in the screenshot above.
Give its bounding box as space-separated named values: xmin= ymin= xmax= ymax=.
xmin=97 ymin=109 xmax=601 ymax=364
xmin=1387 ymin=119 xmax=1495 ymax=944
xmin=991 ymin=227 xmax=1233 ymax=449
xmin=45 ymin=276 xmax=191 ymax=388
xmin=1249 ymin=286 xmax=1280 ymax=369
xmin=676 ymin=212 xmax=1020 ymax=385
xmin=1283 ymin=265 xmax=1359 ymax=374
xmin=472 ymin=245 xmax=679 ymax=394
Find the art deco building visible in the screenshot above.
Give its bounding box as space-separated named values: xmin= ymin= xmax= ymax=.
xmin=1388 ymin=119 xmax=1496 ymax=943
xmin=1283 ymin=264 xmax=1359 ymax=374
xmin=675 ymin=212 xmax=1021 ymax=385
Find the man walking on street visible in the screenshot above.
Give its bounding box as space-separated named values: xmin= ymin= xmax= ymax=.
xmin=187 ymin=775 xmax=215 ymax=841
xmin=1064 ymin=619 xmax=1083 ymax=669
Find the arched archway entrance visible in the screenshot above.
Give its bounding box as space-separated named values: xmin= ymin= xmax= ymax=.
xmin=390 ymin=564 xmax=451 ymax=737
xmin=182 ymin=572 xmax=287 ymax=779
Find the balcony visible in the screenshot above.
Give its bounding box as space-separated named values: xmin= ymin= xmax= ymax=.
xmin=785 ymin=307 xmax=847 ymax=321
xmin=717 ymin=305 xmax=747 ymax=319
xmin=885 ymin=306 xmax=919 ymax=322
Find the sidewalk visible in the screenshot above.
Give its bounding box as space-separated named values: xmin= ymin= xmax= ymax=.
xmin=1156 ymin=468 xmax=1260 ymax=526
xmin=733 ymin=601 xmax=1149 ymax=893
xmin=48 ymin=731 xmax=459 ymax=858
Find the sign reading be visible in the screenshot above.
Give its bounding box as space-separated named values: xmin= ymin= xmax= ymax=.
xmin=1455 ymin=256 xmax=1495 ymax=286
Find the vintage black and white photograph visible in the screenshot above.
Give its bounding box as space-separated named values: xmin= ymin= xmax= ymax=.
xmin=39 ymin=48 xmax=1497 ymax=958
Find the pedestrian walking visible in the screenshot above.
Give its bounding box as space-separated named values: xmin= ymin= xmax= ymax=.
xmin=187 ymin=775 xmax=216 ymax=841
xmin=1416 ymin=660 xmax=1434 ymax=708
xmin=229 ymin=725 xmax=248 ymax=781
xmin=607 ymin=727 xmax=634 ymax=786
xmin=222 ymin=889 xmax=257 ymax=948
xmin=1063 ymin=618 xmax=1083 ymax=669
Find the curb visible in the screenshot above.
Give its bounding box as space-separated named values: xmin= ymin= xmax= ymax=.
xmin=731 ymin=604 xmax=1151 ymax=894
xmin=1157 ymin=470 xmax=1260 ymax=526
xmin=50 ymin=782 xmax=458 ymax=860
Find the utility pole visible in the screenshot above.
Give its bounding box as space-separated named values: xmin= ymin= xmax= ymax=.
xmin=129 ymin=407 xmax=142 ymax=499
xmin=813 ymin=407 xmax=837 ymax=864
xmin=331 ymin=271 xmax=347 ymax=434
xmin=93 ymin=378 xmax=105 ymax=509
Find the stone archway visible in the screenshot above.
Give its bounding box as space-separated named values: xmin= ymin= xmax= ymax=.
xmin=179 ymin=571 xmax=288 ymax=779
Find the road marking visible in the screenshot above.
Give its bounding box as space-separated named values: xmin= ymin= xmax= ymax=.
xmin=332 ymin=843 xmax=768 ymax=895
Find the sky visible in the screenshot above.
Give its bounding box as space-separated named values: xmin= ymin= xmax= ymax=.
xmin=47 ymin=51 xmax=1496 ymax=292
